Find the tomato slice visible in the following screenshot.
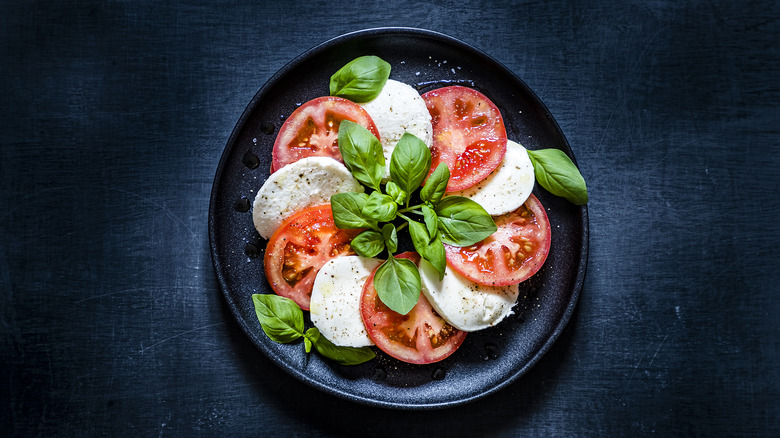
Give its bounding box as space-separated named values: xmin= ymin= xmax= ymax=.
xmin=421 ymin=86 xmax=507 ymax=191
xmin=360 ymin=252 xmax=467 ymax=364
xmin=264 ymin=204 xmax=361 ymax=310
xmin=444 ymin=194 xmax=551 ymax=286
xmin=271 ymin=96 xmax=380 ymax=172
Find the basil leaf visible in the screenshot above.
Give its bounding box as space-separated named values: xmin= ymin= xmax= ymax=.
xmin=389 ymin=133 xmax=431 ymax=201
xmin=420 ymin=163 xmax=450 ymax=204
xmin=408 ymin=220 xmax=446 ymax=280
xmin=312 ymin=328 xmax=376 ymax=365
xmin=426 ymin=234 xmax=447 ymax=280
xmin=304 ymin=327 xmax=320 ymax=353
xmin=381 ymin=223 xmax=398 ymax=254
xmin=252 ymin=294 xmax=304 ymax=343
xmin=338 ymin=120 xmax=385 ymax=191
xmin=385 ymin=181 xmax=406 ymax=204
xmin=527 ymin=148 xmax=588 ymax=205
xmin=362 ymin=191 xmax=397 ymax=222
xmin=421 ymin=204 xmax=438 ymax=241
xmin=351 ymin=230 xmax=385 ymax=257
xmin=435 ymin=196 xmax=497 ymax=246
xmin=374 ymin=257 xmax=421 ymax=315
xmin=329 ymin=56 xmax=391 ymax=103
xmin=331 ymin=192 xmax=374 ymax=229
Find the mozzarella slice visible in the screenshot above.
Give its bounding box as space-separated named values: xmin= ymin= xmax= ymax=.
xmin=448 ymin=140 xmax=535 ymax=216
xmin=309 ymin=256 xmax=382 ymax=347
xmin=359 ymin=79 xmax=433 ymax=178
xmin=419 ymin=259 xmax=519 ymax=332
xmin=252 ymin=156 xmax=363 ymax=239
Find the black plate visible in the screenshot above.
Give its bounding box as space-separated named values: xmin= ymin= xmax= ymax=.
xmin=209 ymin=27 xmax=588 ymax=409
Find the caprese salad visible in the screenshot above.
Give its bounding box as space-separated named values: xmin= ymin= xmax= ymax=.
xmin=250 ymin=56 xmax=587 ymax=366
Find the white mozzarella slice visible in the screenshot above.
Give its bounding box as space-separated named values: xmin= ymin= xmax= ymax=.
xmin=252 ymin=156 xmax=363 ymax=239
xmin=419 ymin=259 xmax=519 ymax=332
xmin=309 ymin=256 xmax=382 ymax=347
xmin=359 ymin=79 xmax=433 ymax=179
xmin=448 ymin=140 xmax=535 ymax=216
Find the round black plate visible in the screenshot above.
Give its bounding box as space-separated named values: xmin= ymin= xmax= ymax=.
xmin=208 ymin=28 xmax=588 ymax=409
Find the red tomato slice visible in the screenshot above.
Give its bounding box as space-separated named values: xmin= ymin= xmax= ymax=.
xmin=264 ymin=204 xmax=361 ymax=310
xmin=271 ymin=96 xmax=380 ymax=172
xmin=445 ymin=194 xmax=551 ymax=286
xmin=422 ymin=86 xmax=507 ymax=192
xmin=360 ymin=252 xmax=467 ymax=364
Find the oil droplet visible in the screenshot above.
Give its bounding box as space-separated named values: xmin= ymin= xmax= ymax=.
xmin=242 ymin=151 xmax=260 ymax=169
xmin=244 ymin=242 xmax=260 ymax=258
xmin=372 ymin=366 xmax=387 ymax=381
xmin=234 ymin=197 xmax=251 ymax=212
xmin=260 ymin=122 xmax=275 ymax=135
xmin=432 ymin=367 xmax=446 ymax=380
xmin=484 ymin=343 xmax=500 ymax=360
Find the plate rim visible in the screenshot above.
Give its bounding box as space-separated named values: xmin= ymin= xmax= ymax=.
xmin=208 ymin=26 xmax=589 ymax=409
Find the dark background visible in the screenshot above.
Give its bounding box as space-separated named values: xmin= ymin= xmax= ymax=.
xmin=2 ymin=0 xmax=778 ymax=436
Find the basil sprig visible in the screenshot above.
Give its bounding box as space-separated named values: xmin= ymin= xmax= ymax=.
xmin=252 ymin=294 xmax=375 ymax=365
xmin=527 ymin=149 xmax=588 ymax=205
xmin=329 ymin=55 xmax=391 ymax=103
xmin=331 ymin=125 xmax=496 ymax=314
xmin=327 ymin=56 xmax=589 ymax=315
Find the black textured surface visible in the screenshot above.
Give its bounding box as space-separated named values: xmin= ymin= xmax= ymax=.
xmin=210 ymin=28 xmax=587 ymax=409
xmin=2 ymin=0 xmax=778 ymax=435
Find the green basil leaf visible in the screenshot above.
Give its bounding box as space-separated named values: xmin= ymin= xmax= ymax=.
xmin=381 ymin=223 xmax=398 ymax=254
xmin=331 ymin=192 xmax=374 ymax=229
xmin=385 ymin=181 xmax=406 ymax=205
xmin=362 ymin=191 xmax=397 ymax=222
xmin=435 ymin=196 xmax=497 ymax=246
xmin=305 ymin=327 xmax=320 ymax=342
xmin=389 ymin=133 xmax=432 ymax=201
xmin=426 ymin=234 xmax=447 ymax=281
xmin=338 ymin=120 xmax=385 ymax=191
xmin=527 ymin=148 xmax=588 ymax=205
xmin=351 ymin=230 xmax=385 ymax=257
xmin=408 ymin=220 xmax=446 ymax=280
xmin=421 ymin=204 xmax=438 ymax=241
xmin=329 ymin=56 xmax=391 ymax=103
xmin=374 ymin=257 xmax=421 ymax=315
xmin=304 ymin=327 xmax=320 ymax=353
xmin=312 ymin=328 xmax=376 ymax=365
xmin=252 ymin=294 xmax=304 ymax=343
xmin=420 ymin=162 xmax=450 ymax=204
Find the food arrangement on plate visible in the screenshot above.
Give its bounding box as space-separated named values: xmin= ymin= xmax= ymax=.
xmin=249 ymin=55 xmax=588 ymax=366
